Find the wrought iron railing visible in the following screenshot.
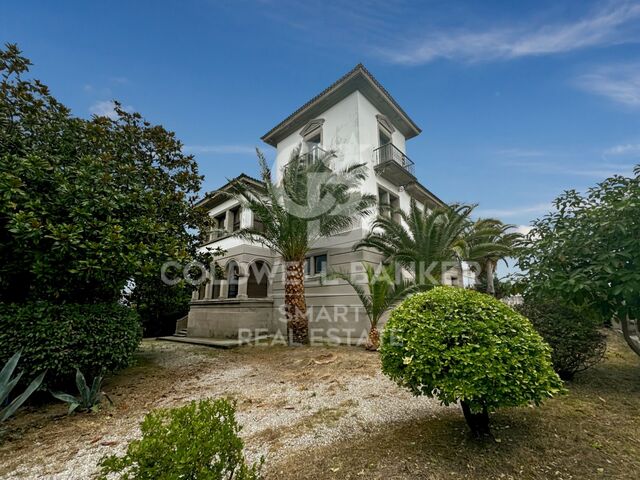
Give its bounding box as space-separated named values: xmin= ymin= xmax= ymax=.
xmin=373 ymin=143 xmax=415 ymax=175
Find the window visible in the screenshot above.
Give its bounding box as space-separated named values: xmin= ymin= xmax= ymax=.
xmin=314 ymin=254 xmax=327 ymax=275
xmin=304 ymin=253 xmax=327 ymax=276
xmin=304 ymin=257 xmax=311 ymax=276
xmin=230 ymin=206 xmax=241 ymax=232
xmin=378 ymin=186 xmax=400 ymax=222
xmin=379 ymin=129 xmax=391 ymax=147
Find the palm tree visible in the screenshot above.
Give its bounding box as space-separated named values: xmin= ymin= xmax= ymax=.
xmin=330 ymin=262 xmax=418 ymax=350
xmin=466 ymin=219 xmax=522 ymax=296
xmin=356 ymin=200 xmax=475 ymax=286
xmin=228 ymin=148 xmax=376 ymax=344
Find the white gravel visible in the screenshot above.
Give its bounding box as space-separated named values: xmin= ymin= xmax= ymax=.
xmin=0 ymin=341 xmax=451 ymax=479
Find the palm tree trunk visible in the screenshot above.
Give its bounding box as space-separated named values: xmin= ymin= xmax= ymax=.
xmin=485 ymin=261 xmax=495 ymax=296
xmin=365 ymin=326 xmax=380 ymax=351
xmin=285 ymin=260 xmax=308 ymax=345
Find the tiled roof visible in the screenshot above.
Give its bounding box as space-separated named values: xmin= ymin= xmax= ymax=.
xmin=195 ymin=173 xmax=264 ymax=209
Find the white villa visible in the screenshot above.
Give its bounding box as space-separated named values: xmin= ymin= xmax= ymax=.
xmin=185 ymin=64 xmax=460 ymax=344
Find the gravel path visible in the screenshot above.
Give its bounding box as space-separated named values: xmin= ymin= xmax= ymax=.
xmin=0 ymin=340 xmax=451 ymax=479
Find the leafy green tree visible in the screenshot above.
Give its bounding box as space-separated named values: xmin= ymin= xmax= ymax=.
xmin=228 ymin=149 xmax=376 ymax=344
xmin=0 ymin=43 xmax=211 ymax=304
xmin=517 ymin=166 xmax=640 ymax=356
xmin=356 ymin=200 xmax=474 ymax=285
xmin=466 ymin=219 xmax=522 ymax=296
xmin=330 ymin=262 xmax=418 ymax=350
xmin=381 ymin=287 xmax=564 ymax=437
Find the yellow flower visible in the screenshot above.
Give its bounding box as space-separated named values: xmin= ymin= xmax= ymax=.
xmin=402 ymin=356 xmax=413 ymax=365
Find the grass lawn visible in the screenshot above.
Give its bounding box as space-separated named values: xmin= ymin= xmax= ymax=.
xmin=0 ymin=330 xmax=638 ymax=479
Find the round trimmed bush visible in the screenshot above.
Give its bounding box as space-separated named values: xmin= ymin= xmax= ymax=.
xmin=380 ymin=287 xmax=564 ymax=436
xmin=0 ymin=301 xmax=142 ymax=389
xmin=516 ymin=300 xmax=606 ymax=380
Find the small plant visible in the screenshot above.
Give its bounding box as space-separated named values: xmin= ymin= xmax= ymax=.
xmin=1 ymin=350 xmax=45 ymax=422
xmin=330 ymin=262 xmax=420 ymax=350
xmin=51 ymin=369 xmax=111 ymax=414
xmin=516 ymin=299 xmax=607 ymax=380
xmin=98 ymin=398 xmax=263 ymax=480
xmin=380 ymin=287 xmax=564 ymax=437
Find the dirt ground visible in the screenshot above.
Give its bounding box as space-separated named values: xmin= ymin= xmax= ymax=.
xmin=0 ymin=339 xmax=447 ymax=479
xmin=1 ymin=332 xmax=638 ymax=480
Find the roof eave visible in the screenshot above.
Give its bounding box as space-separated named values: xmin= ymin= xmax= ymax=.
xmin=261 ymin=64 xmax=421 ymax=147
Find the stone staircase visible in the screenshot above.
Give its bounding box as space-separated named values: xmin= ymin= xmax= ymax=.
xmin=173 ymin=315 xmax=189 ymax=337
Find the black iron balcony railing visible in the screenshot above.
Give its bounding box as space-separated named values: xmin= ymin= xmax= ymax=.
xmin=373 ymin=143 xmax=415 ymax=175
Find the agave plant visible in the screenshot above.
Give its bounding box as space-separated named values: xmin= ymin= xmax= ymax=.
xmin=1 ymin=350 xmax=45 ymax=422
xmin=330 ymin=262 xmax=420 ymax=350
xmin=51 ymin=369 xmax=112 ymax=414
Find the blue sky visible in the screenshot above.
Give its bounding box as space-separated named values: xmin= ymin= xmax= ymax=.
xmin=3 ymin=0 xmax=640 ymax=233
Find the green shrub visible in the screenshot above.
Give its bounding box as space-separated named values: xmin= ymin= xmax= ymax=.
xmin=51 ymin=369 xmax=112 ymax=414
xmin=516 ymin=300 xmax=606 ymax=380
xmin=1 ymin=350 xmax=45 ymax=422
xmin=98 ymin=398 xmax=263 ymax=480
xmin=380 ymin=287 xmax=564 ymax=437
xmin=0 ymin=302 xmax=141 ymax=389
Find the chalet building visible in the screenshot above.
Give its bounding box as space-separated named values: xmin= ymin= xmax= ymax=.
xmin=185 ymin=64 xmax=460 ymax=344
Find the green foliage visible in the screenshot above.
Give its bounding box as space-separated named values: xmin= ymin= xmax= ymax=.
xmin=0 ymin=302 xmax=141 ymax=389
xmin=516 ymin=166 xmax=640 ymax=324
xmin=229 ymin=148 xmax=376 ymax=262
xmin=330 ymin=262 xmax=420 ymax=329
xmin=1 ymin=350 xmax=45 ymax=422
xmin=0 ymin=44 xmax=211 ymax=303
xmin=356 ymin=201 xmax=475 ymax=284
xmin=51 ymin=369 xmax=111 ymax=414
xmin=380 ymin=287 xmax=564 ymax=413
xmin=516 ymin=300 xmax=606 ymax=380
xmin=465 ymin=219 xmax=522 ymax=295
xmin=98 ymin=398 xmax=263 ymax=480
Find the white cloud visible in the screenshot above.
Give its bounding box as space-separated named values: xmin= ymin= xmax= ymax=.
xmin=378 ymin=2 xmax=640 ymax=64
xmin=475 ymin=203 xmax=551 ymax=218
xmin=89 ymin=100 xmax=133 ymax=120
xmin=604 ymin=143 xmax=640 ymax=155
xmin=502 ymin=159 xmax=635 ymax=177
xmin=513 ymin=225 xmax=533 ymax=235
xmin=183 ymin=145 xmax=256 ymax=155
xmin=576 ymin=63 xmax=640 ymax=107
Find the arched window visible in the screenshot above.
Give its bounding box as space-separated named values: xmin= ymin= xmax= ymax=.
xmin=227 ymin=261 xmax=240 ymax=299
xmin=247 ymin=261 xmax=270 ymax=298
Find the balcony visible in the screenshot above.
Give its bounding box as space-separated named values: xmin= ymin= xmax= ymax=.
xmin=207 ymin=228 xmax=229 ymax=242
xmin=284 ymin=145 xmax=334 ymax=173
xmin=373 ymin=143 xmax=415 ymax=186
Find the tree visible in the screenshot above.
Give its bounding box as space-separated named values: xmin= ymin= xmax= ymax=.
xmin=0 ymin=44 xmax=211 ymax=304
xmin=517 ymin=166 xmax=640 ymax=356
xmin=380 ymin=287 xmax=564 ymax=437
xmin=330 ymin=262 xmax=418 ymax=350
xmin=356 ymin=200 xmax=474 ymax=285
xmin=228 ymin=148 xmax=376 ymax=344
xmin=466 ymin=219 xmax=522 ymax=296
